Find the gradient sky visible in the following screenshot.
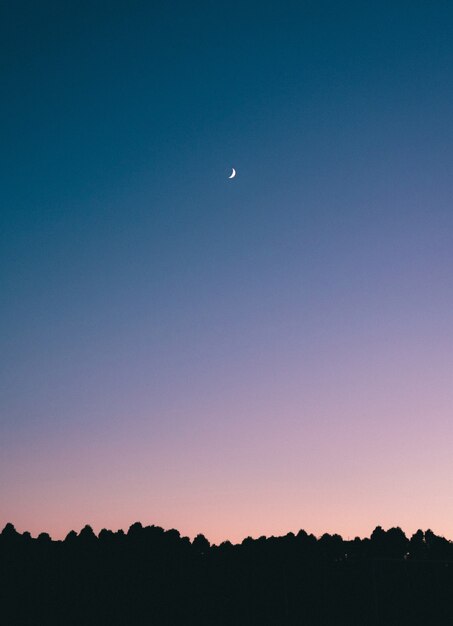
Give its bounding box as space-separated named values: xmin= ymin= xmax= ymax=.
xmin=2 ymin=1 xmax=453 ymax=543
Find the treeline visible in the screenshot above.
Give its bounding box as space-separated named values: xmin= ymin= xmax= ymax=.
xmin=1 ymin=522 xmax=453 ymax=625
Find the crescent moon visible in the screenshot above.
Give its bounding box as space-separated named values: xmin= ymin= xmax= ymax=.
xmin=228 ymin=167 xmax=236 ymax=179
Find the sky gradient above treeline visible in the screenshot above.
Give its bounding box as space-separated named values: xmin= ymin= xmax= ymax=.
xmin=1 ymin=1 xmax=453 ymax=542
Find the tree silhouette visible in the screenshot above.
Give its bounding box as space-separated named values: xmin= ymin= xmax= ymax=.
xmin=192 ymin=533 xmax=210 ymax=554
xmin=1 ymin=521 xmax=453 ymax=625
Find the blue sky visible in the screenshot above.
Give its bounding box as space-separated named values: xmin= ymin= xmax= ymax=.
xmin=2 ymin=1 xmax=453 ymax=540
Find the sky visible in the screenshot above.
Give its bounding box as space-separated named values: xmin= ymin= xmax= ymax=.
xmin=1 ymin=0 xmax=453 ymax=544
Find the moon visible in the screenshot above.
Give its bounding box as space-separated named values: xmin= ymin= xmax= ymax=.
xmin=228 ymin=167 xmax=236 ymax=179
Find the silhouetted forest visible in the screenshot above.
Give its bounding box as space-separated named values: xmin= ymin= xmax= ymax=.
xmin=2 ymin=522 xmax=453 ymax=625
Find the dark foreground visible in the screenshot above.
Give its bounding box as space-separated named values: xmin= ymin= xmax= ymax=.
xmin=1 ymin=523 xmax=453 ymax=625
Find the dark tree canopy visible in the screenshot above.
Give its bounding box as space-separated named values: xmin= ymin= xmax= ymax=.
xmin=1 ymin=522 xmax=453 ymax=625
